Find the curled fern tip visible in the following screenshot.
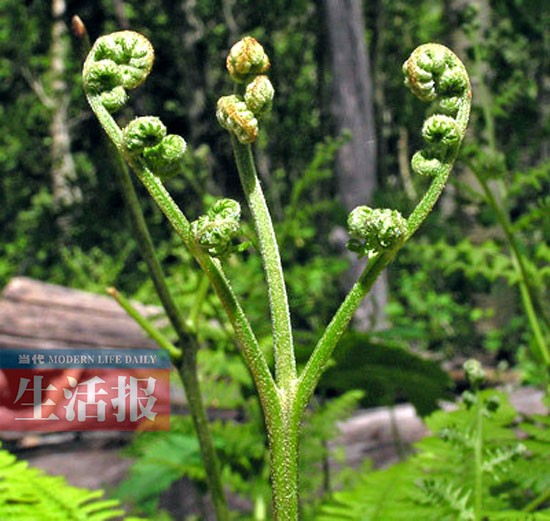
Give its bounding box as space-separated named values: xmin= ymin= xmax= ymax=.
xmin=347 ymin=206 xmax=407 ymax=257
xmin=192 ymin=199 xmax=242 ymax=257
xmin=83 ymin=31 xmax=154 ymax=112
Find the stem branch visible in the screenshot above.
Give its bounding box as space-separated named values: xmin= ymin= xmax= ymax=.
xmin=477 ymin=177 xmax=549 ymax=366
xmin=86 ymin=95 xmax=278 ymax=414
xmin=231 ymin=138 xmax=296 ymax=389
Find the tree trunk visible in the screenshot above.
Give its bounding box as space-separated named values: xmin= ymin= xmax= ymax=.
xmin=50 ymin=0 xmax=80 ymax=210
xmin=323 ymin=0 xmax=387 ymax=330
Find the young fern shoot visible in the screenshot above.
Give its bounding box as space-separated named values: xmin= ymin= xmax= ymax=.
xmin=83 ymin=32 xmax=470 ymax=521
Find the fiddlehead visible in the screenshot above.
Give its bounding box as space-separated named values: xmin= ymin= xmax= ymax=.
xmin=347 ymin=206 xmax=407 ymax=257
xmin=217 ymin=37 xmax=275 ymax=143
xmin=122 ymin=116 xmax=187 ymax=179
xmin=216 ymin=95 xmax=259 ymax=144
xmin=244 ymin=75 xmax=275 ymax=118
xmin=83 ymin=31 xmax=154 ymax=113
xmin=192 ymin=199 xmax=242 ymax=257
xmin=83 ymin=32 xmax=187 ymax=180
xmin=226 ymin=36 xmax=270 ymax=84
xmin=122 ymin=116 xmax=166 ymax=150
xmin=403 ymin=43 xmax=471 ymax=179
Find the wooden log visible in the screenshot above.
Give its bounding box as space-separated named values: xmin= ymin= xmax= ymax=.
xmin=331 ymin=387 xmax=547 ymax=470
xmin=0 ymin=300 xmax=157 ymax=350
xmin=0 ymin=277 xmax=162 ymax=350
xmin=2 ymin=277 xmax=159 ymax=319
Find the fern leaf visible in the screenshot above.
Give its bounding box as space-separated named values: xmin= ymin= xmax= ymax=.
xmin=418 ymin=478 xmax=474 ymax=520
xmin=0 ymin=445 xmax=140 ymax=521
xmin=485 ymin=510 xmax=550 ymax=520
xmin=315 ymin=461 xmax=433 ymax=520
xmin=482 ymin=444 xmax=527 ymax=479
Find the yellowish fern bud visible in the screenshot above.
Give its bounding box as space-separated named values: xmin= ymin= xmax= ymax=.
xmin=216 ymin=95 xmax=259 ymax=144
xmin=226 ymin=36 xmax=270 ymax=83
xmin=244 ymin=75 xmax=275 ymax=118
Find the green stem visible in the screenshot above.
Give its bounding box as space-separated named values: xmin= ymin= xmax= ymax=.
xmin=130 ymin=157 xmax=278 ymax=411
xmin=523 ymin=487 xmax=550 ymax=513
xmin=473 ymin=391 xmax=484 ymax=520
xmin=178 ymin=343 xmax=229 ymax=521
xmin=112 ymin=152 xmax=190 ymax=343
xmin=297 ymin=163 xmax=454 ymax=410
xmin=107 ymin=287 xmax=181 ymax=362
xmin=86 ymin=95 xmax=278 ymax=415
xmin=478 ymin=178 xmax=549 ymax=365
xmin=229 ymin=137 xmax=301 ymax=519
xmin=265 ymin=396 xmax=301 ymax=521
xmin=231 ymin=137 xmax=296 ymax=389
xmin=108 ymin=143 xmax=230 ymax=520
xmin=297 ymin=248 xmax=397 ymax=410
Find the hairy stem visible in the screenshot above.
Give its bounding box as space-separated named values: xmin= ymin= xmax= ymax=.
xmin=109 ymin=142 xmax=230 ymax=519
xmin=265 ymin=396 xmax=301 ymax=521
xmin=231 ymin=137 xmax=296 ymax=389
xmin=297 ymin=248 xmax=397 ymax=410
xmin=85 ymin=96 xmax=277 ymax=415
xmin=298 ymin=135 xmax=463 ymax=408
xmin=230 ymin=137 xmax=301 ymax=520
xmin=178 ymin=344 xmax=229 ymax=521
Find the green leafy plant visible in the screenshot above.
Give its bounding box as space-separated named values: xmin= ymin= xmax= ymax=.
xmin=318 ymin=332 xmax=452 ymax=416
xmin=82 ymin=30 xmax=471 ymax=519
xmin=317 ymin=361 xmax=550 ymax=520
xmin=0 ymin=443 xmax=146 ymax=521
xmin=457 ymin=4 xmax=549 ymax=372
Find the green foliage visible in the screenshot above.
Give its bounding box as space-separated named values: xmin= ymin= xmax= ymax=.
xmin=316 ymin=388 xmax=550 ymax=520
xmin=318 ymin=332 xmax=452 ymax=416
xmin=0 ymin=444 xmax=145 ymax=521
xmin=316 ymin=461 xmax=432 ymax=521
xmin=56 ymin=244 xmax=135 ymax=293
xmin=299 ymin=390 xmax=365 ymax=516
xmin=386 ymin=260 xmax=487 ymax=355
xmin=115 ymin=418 xmax=207 ymax=515
xmin=116 ymin=388 xmax=367 ymax=518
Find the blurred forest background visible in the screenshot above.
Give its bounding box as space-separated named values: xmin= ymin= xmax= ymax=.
xmin=0 ymin=0 xmax=548 ymax=518
xmin=1 ymin=0 xmax=547 ymax=375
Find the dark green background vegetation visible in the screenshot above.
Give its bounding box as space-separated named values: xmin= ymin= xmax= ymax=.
xmin=1 ymin=0 xmax=547 ymax=369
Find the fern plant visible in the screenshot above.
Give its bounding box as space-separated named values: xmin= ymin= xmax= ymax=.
xmin=317 ymin=361 xmax=550 ymax=521
xmin=0 ymin=443 xmax=146 ymax=521
xmin=459 ymin=5 xmax=550 ymax=371
xmin=82 ymin=30 xmax=471 ymax=519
